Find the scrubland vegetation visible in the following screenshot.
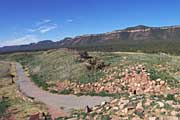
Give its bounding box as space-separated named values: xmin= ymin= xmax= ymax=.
xmin=0 ymin=62 xmax=47 ymax=119
xmin=1 ymin=49 xmax=180 ymax=119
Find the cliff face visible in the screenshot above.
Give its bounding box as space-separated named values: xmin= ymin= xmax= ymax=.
xmin=1 ymin=25 xmax=180 ymax=53
xmin=59 ymin=25 xmax=180 ymax=46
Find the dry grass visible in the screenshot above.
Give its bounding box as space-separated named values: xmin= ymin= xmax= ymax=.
xmin=0 ymin=61 xmax=47 ymax=120
xmin=1 ymin=49 xmax=180 ymax=90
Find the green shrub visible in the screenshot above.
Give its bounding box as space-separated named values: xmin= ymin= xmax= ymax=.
xmin=165 ymin=94 xmax=176 ymax=101
xmin=12 ymin=54 xmax=35 ymax=66
xmin=76 ymin=90 xmax=121 ymax=97
xmin=30 ymin=74 xmax=49 ymax=90
xmin=0 ymin=100 xmax=9 ymax=118
xmin=148 ymin=69 xmax=178 ymax=87
xmin=78 ymin=70 xmax=104 ymax=84
xmin=50 ymin=90 xmax=58 ymax=94
xmin=148 ymin=69 xmax=162 ymax=80
xmin=101 ymin=115 xmax=111 ymax=120
xmin=163 ymin=103 xmax=173 ymax=110
xmin=59 ymin=89 xmax=72 ymax=94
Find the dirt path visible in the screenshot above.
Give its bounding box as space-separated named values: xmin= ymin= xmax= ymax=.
xmin=16 ymin=63 xmax=111 ymax=118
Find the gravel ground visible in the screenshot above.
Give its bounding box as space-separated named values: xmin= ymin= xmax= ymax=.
xmin=16 ymin=63 xmax=111 ymax=118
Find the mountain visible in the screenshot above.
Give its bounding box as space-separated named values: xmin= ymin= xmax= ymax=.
xmin=59 ymin=25 xmax=180 ymax=46
xmin=1 ymin=25 xmax=180 ymax=54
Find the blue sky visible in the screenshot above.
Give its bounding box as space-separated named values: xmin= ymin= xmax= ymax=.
xmin=0 ymin=0 xmax=180 ymax=47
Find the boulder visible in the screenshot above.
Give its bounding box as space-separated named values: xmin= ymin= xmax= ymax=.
xmin=101 ymin=101 xmax=106 ymax=106
xmin=112 ymin=106 xmax=119 ymax=111
xmin=171 ymin=111 xmax=177 ymax=116
xmin=148 ymin=117 xmax=156 ymax=120
xmin=136 ymin=102 xmax=143 ymax=110
xmin=157 ymin=101 xmax=164 ymax=108
xmin=163 ymin=116 xmax=178 ymax=120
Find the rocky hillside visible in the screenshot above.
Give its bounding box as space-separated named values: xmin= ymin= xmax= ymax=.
xmin=1 ymin=25 xmax=180 ymax=54
xmin=1 ymin=49 xmax=180 ymax=119
xmin=60 ymin=25 xmax=180 ymax=46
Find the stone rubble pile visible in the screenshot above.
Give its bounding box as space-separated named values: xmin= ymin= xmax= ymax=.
xmin=70 ymin=95 xmax=180 ymax=120
xmin=54 ymin=65 xmax=172 ymax=95
xmin=50 ymin=64 xmax=180 ymax=119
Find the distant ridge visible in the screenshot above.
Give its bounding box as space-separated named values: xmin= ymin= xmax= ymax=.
xmin=0 ymin=25 xmax=180 ymax=54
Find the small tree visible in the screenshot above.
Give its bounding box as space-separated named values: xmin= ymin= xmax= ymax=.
xmin=79 ymin=51 xmax=92 ymax=59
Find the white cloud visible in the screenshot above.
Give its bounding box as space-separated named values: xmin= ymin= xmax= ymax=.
xmin=36 ymin=19 xmax=51 ymax=26
xmin=39 ymin=24 xmax=58 ymax=33
xmin=67 ymin=19 xmax=73 ymax=23
xmin=0 ymin=35 xmax=40 ymax=47
xmin=28 ymin=19 xmax=58 ymax=34
xmin=0 ymin=19 xmax=59 ymax=47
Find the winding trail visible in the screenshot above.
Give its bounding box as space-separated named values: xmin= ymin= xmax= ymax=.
xmin=16 ymin=63 xmax=111 ymax=118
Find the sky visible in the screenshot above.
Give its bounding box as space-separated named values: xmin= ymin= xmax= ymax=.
xmin=0 ymin=0 xmax=180 ymax=47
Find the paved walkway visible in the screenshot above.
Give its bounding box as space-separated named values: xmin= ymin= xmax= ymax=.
xmin=16 ymin=63 xmax=111 ymax=118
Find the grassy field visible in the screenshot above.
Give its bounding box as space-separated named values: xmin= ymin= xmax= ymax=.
xmin=0 ymin=49 xmax=105 ymax=89
xmin=0 ymin=61 xmax=47 ymax=120
xmin=0 ymin=49 xmax=180 ymax=92
xmin=91 ymin=51 xmax=180 ymax=86
xmin=1 ymin=49 xmax=180 ymax=119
